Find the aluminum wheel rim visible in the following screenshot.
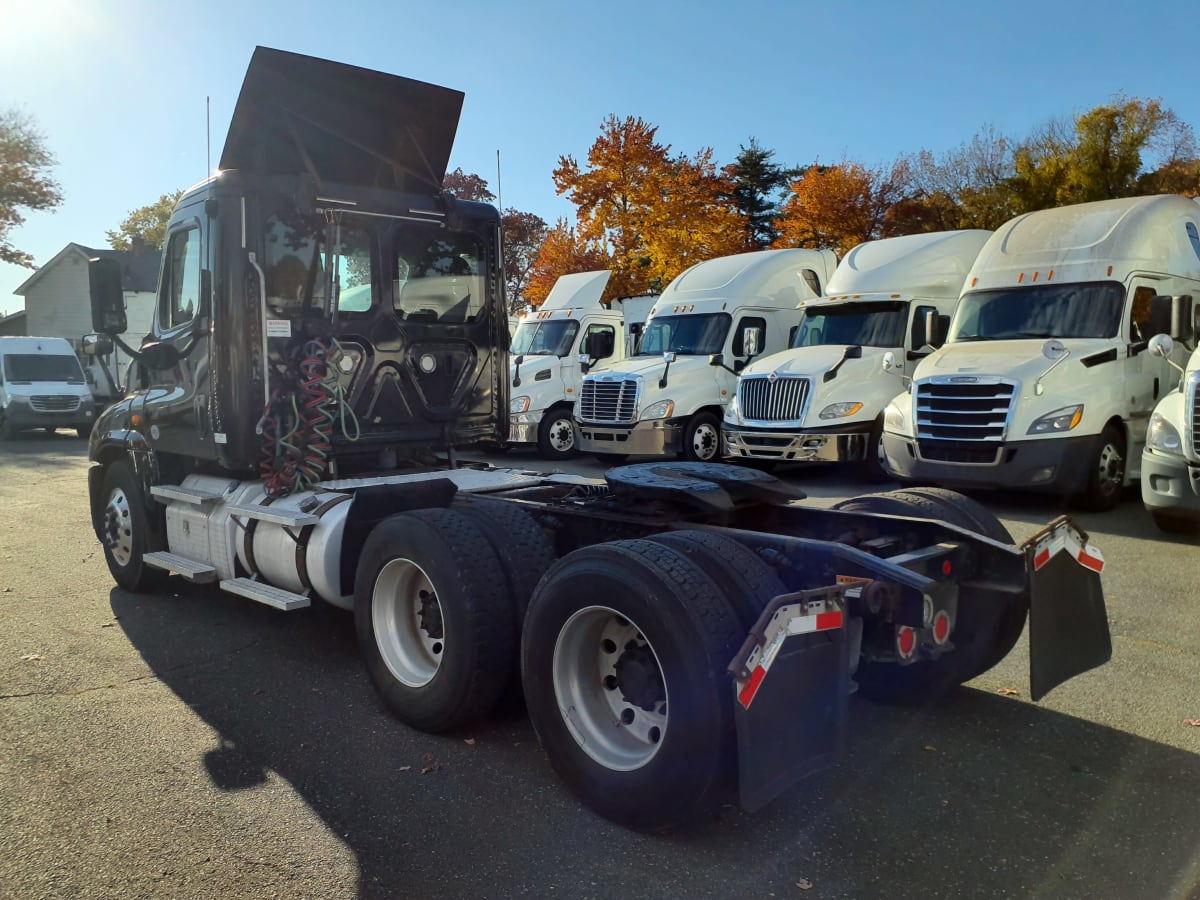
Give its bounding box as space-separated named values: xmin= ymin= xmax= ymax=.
xmin=372 ymin=558 xmax=444 ymax=688
xmin=692 ymin=422 xmax=719 ymax=460
xmin=547 ymin=416 xmax=576 ymax=453
xmin=103 ymin=486 xmax=134 ymax=566
xmin=1097 ymin=441 xmax=1124 ymax=497
xmin=552 ymin=605 xmax=668 ymax=771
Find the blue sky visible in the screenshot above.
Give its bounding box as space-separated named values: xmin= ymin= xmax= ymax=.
xmin=3 ymin=0 xmax=1198 ymax=316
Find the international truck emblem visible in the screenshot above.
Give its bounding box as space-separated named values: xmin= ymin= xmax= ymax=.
xmin=768 ymin=371 xmax=778 ymax=383
xmin=949 ymin=376 xmax=978 ymax=383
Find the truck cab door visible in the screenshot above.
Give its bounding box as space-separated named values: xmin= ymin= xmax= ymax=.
xmin=142 ymin=216 xmax=215 ymax=460
xmin=1126 ymin=282 xmax=1174 ymax=460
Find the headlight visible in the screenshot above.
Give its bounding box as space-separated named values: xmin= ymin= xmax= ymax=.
xmin=1027 ymin=404 xmax=1083 ymax=435
xmin=1147 ymin=412 xmax=1183 ymax=454
xmin=883 ymin=393 xmax=910 ymax=432
xmin=640 ymin=399 xmax=674 ymax=421
xmin=510 ymin=395 xmax=530 ymax=414
xmin=819 ymin=401 xmax=864 ymax=420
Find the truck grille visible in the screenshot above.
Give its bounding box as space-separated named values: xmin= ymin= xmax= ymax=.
xmin=915 ymin=379 xmax=1015 ymax=464
xmin=1190 ymin=376 xmax=1200 ymax=459
xmin=579 ymin=378 xmax=639 ymax=424
xmin=30 ymin=395 xmax=82 ymax=413
xmin=739 ymin=375 xmax=810 ymax=422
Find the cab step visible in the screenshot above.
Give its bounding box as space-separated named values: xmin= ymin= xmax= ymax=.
xmin=224 ymin=503 xmax=320 ymax=528
xmin=142 ymin=551 xmax=218 ymax=582
xmin=150 ymin=484 xmax=227 ymax=505
xmin=219 ymin=577 xmax=310 ymax=611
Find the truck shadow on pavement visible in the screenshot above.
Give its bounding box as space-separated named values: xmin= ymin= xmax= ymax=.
xmin=111 ymin=582 xmax=1200 ymax=900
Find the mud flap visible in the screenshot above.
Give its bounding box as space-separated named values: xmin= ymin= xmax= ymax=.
xmin=1024 ymin=517 xmax=1111 ymax=701
xmin=729 ymin=588 xmax=849 ymax=812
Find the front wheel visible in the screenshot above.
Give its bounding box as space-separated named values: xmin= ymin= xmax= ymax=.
xmin=537 ymin=407 xmax=579 ymax=459
xmin=1078 ymin=425 xmax=1126 ymax=511
xmin=681 ymin=412 xmax=721 ymax=462
xmin=99 ymin=460 xmax=167 ymax=592
xmin=522 ymin=539 xmax=743 ymax=832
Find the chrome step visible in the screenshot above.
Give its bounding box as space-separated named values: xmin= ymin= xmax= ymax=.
xmin=224 ymin=503 xmax=319 ymax=528
xmin=151 ymin=484 xmax=227 ymax=505
xmin=142 ymin=551 xmax=218 ymax=582
xmin=219 ymin=577 xmax=310 ymax=611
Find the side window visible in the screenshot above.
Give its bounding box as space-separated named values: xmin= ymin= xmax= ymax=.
xmin=159 ymin=228 xmax=201 ymax=331
xmin=732 ymin=316 xmax=767 ymax=356
xmin=583 ymin=323 xmax=616 ymax=360
xmin=1129 ymin=285 xmax=1157 ymax=342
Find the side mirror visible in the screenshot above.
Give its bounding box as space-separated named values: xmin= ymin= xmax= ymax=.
xmin=1170 ymin=295 xmax=1194 ymax=343
xmin=1042 ymin=339 xmax=1068 ymax=360
xmin=578 ymin=351 xmax=593 ymax=375
xmin=882 ymin=350 xmax=898 ymax=372
xmin=923 ymin=308 xmax=943 ymax=348
xmin=662 ymin=351 xmax=676 ymax=364
xmin=845 ymin=345 xmax=863 ymax=360
xmin=709 ymin=353 xmax=724 ymax=368
xmin=81 ymin=333 xmax=114 ymax=357
xmin=742 ymin=326 xmax=762 ymax=358
xmin=1149 ymin=333 xmax=1174 ymax=359
xmin=88 ymin=257 xmax=127 ymax=335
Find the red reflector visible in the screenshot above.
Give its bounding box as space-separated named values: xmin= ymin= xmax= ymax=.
xmin=815 ymin=611 xmax=844 ymax=631
xmin=1077 ymin=548 xmax=1104 ymax=573
xmin=941 ymin=560 xmax=952 ymax=576
xmin=1033 ymin=547 xmax=1050 ymax=571
xmin=897 ymin=626 xmax=916 ymax=658
xmin=738 ymin=665 xmax=767 ymax=709
xmin=933 ymin=611 xmax=951 ymax=644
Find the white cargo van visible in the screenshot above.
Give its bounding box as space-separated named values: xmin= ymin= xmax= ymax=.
xmin=723 ymin=230 xmax=991 ymax=478
xmin=882 ymin=195 xmax=1200 ymax=509
xmin=0 ymin=336 xmax=97 ymax=438
xmin=575 ymin=249 xmax=837 ymax=461
xmin=508 ymin=271 xmax=654 ymax=458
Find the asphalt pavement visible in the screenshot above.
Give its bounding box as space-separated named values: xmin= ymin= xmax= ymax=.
xmin=1 ymin=434 xmax=1198 ymax=899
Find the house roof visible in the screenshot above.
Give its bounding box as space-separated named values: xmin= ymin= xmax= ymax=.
xmin=13 ymin=242 xmax=161 ymax=296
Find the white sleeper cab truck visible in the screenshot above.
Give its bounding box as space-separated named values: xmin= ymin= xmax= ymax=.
xmin=723 ymin=230 xmax=991 ymax=479
xmin=83 ymin=47 xmax=1115 ymax=834
xmin=575 ymin=249 xmax=837 ymax=462
xmin=1141 ymin=327 xmax=1200 ymax=532
xmin=508 ymin=271 xmax=653 ymax=458
xmin=882 ymin=195 xmax=1200 ymax=510
xmin=0 ymin=336 xmax=96 ymax=438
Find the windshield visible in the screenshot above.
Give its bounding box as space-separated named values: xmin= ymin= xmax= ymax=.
xmin=2 ymin=353 xmax=85 ymax=384
xmin=264 ymin=213 xmax=374 ymax=317
xmin=949 ymin=282 xmax=1124 ymax=341
xmin=793 ymin=301 xmax=908 ymax=349
xmin=637 ymin=313 xmax=731 ymax=356
xmin=511 ymin=320 xmax=580 ymax=357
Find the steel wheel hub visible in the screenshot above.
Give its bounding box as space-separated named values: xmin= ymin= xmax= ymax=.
xmin=1097 ymin=442 xmax=1124 ymax=496
xmin=692 ymin=423 xmax=718 ymax=460
xmin=372 ymin=558 xmax=444 ymax=688
xmin=103 ymin=487 xmax=134 ymax=566
xmin=548 ymin=417 xmax=575 ymax=452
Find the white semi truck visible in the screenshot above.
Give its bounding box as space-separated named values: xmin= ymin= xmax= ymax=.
xmin=574 ymin=249 xmax=838 ymax=462
xmin=1140 ymin=327 xmax=1200 ymax=532
xmin=882 ymin=195 xmax=1200 ymax=510
xmin=508 ymin=271 xmax=653 ymax=458
xmin=723 ymin=230 xmax=991 ymax=479
xmin=83 ymin=47 xmax=1114 ymax=833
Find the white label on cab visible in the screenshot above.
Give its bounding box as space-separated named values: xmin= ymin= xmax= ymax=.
xmin=266 ymin=319 xmax=292 ymax=338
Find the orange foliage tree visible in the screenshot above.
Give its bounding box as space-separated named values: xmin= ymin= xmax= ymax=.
xmin=773 ymin=160 xmax=913 ymax=255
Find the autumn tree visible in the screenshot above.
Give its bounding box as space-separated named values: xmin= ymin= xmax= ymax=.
xmin=553 ymin=115 xmax=747 ymax=298
xmin=501 ymin=209 xmax=548 ymax=312
xmin=0 ymin=108 xmax=63 ymax=267
xmin=523 ymin=219 xmax=611 ymax=307
xmin=442 ymin=167 xmax=496 ymax=203
xmin=723 ymin=138 xmax=799 ymax=249
xmin=773 ymin=159 xmax=913 ymax=255
xmin=107 ymin=190 xmax=183 ymax=251
xmin=903 ymin=126 xmax=1018 ymax=230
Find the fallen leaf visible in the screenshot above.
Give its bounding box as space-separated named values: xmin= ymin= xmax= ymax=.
xmin=1184 ymin=719 xmax=1200 ymax=727
xmin=997 ymin=688 xmax=1020 ymax=697
xmin=20 ymin=654 xmax=44 ymax=661
xmin=398 ymin=766 xmax=412 ymax=772
xmin=923 ymin=745 xmax=937 ymax=752
xmin=464 ymin=738 xmax=477 ymax=747
xmin=796 ymin=879 xmax=813 ymax=890
xmin=101 ymin=623 xmax=115 ymax=628
xmin=420 ymin=752 xmax=440 ymax=775
xmin=3 ymin=587 xmax=12 ymax=593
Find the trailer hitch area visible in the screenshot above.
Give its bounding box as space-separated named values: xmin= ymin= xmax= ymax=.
xmin=1022 ymin=515 xmax=1111 ymax=701
xmin=728 ymin=586 xmax=850 ymax=812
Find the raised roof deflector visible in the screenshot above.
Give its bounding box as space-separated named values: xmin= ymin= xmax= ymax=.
xmin=219 ymin=46 xmax=464 ymax=193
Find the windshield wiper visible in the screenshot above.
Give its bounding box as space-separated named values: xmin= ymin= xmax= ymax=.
xmin=952 ymin=334 xmax=993 ymax=342
xmin=1002 ymin=331 xmax=1055 ymax=339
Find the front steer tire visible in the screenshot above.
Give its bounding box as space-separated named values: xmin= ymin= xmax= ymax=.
xmin=99 ymin=460 xmax=167 ymax=593
xmin=521 ymin=539 xmax=744 ymax=832
xmin=354 ymin=508 xmax=516 ymax=733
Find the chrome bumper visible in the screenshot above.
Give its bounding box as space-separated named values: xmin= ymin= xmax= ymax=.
xmin=577 ymin=419 xmax=682 ymax=456
xmin=508 ymin=411 xmax=544 ymax=446
xmin=723 ymin=426 xmax=870 ymax=463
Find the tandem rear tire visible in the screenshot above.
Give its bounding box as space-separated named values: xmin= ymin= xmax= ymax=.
xmin=354 ymin=508 xmax=516 ymax=733
xmin=521 ymin=539 xmax=744 ymax=832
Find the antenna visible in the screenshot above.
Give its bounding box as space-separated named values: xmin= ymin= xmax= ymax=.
xmin=206 ymin=96 xmax=211 ymax=177
xmin=496 ymin=149 xmax=503 ymax=214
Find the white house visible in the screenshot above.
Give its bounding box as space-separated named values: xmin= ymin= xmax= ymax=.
xmin=13 ymin=242 xmax=160 ymax=401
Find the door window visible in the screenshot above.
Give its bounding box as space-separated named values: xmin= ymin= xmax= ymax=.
xmin=582 ymin=323 xmax=616 ymax=360
xmin=159 ymin=228 xmax=201 ymax=331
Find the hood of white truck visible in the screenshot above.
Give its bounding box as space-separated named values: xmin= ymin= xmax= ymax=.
xmin=740 ymin=345 xmax=861 ymax=379
xmin=916 ymin=338 xmax=1113 ymax=385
